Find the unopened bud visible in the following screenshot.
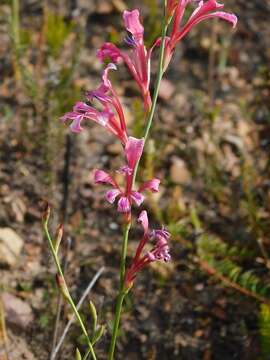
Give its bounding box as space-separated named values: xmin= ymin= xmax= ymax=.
xmin=55 ymin=224 xmax=64 ymax=254
xmin=75 ymin=348 xmax=82 ymax=360
xmin=89 ymin=300 xmax=97 ymax=333
xmin=56 ymin=274 xmax=69 ymax=299
xmin=42 ymin=202 xmax=51 ymax=225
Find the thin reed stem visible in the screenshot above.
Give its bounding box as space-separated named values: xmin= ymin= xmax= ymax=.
xmin=43 ymin=216 xmax=97 ymax=360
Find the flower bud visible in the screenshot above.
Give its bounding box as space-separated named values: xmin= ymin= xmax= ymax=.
xmin=56 ymin=274 xmax=69 ymax=300
xmin=42 ymin=202 xmax=51 ymax=225
xmin=54 ymin=224 xmax=63 ymax=254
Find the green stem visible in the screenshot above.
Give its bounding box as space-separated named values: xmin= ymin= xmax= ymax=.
xmin=108 ymin=222 xmax=131 ymax=360
xmin=44 ymin=220 xmax=97 ymax=360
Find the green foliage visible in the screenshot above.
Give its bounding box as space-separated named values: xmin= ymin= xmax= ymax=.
xmin=39 ymin=313 xmax=50 ymax=329
xmin=259 ymin=304 xmax=270 ymax=359
xmin=132 ymin=98 xmax=146 ymax=138
xmin=197 ymin=233 xmax=270 ymax=298
xmin=46 ymin=12 xmax=75 ymax=58
xmin=144 ymin=0 xmax=162 ymax=46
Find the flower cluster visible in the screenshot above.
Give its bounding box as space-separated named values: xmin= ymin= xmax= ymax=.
xmin=94 ymin=137 xmax=160 ymax=214
xmin=163 ymin=0 xmax=237 ymax=69
xmin=61 ymin=2 xmax=237 ymax=286
xmin=125 ymin=211 xmax=171 ymax=288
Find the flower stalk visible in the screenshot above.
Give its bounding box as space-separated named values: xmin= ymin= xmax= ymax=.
xmin=43 ymin=208 xmax=97 ymax=360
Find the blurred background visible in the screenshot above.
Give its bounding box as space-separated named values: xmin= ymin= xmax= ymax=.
xmin=0 ymin=0 xmax=270 ymax=359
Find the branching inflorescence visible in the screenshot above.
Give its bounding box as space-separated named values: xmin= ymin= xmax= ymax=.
xmin=45 ymin=1 xmax=238 ymax=359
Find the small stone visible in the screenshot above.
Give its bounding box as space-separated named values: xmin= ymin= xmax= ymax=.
xmin=96 ymin=0 xmax=113 ymax=14
xmin=107 ymin=142 xmax=123 ymax=155
xmin=159 ymin=79 xmax=175 ymax=101
xmin=170 ymin=157 xmax=191 ymax=184
xmin=2 ymin=293 xmax=34 ymax=329
xmin=0 ymin=228 xmax=24 ymax=267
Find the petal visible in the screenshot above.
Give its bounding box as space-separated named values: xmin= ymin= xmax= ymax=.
xmin=86 ymin=64 xmax=117 ymax=105
xmin=130 ymin=191 xmax=145 ymax=206
xmin=117 ymin=197 xmax=131 ymax=213
xmin=93 ymin=169 xmax=116 ymax=186
xmin=139 ymin=178 xmax=160 ymax=193
xmin=105 ymin=189 xmax=121 ymax=204
xmin=69 ymin=116 xmax=84 ymax=133
xmin=146 ymin=251 xmax=156 ymax=261
xmin=73 ymin=101 xmax=92 ymax=112
xmin=201 ymin=11 xmax=238 ymax=28
xmin=60 ymin=111 xmax=80 ymax=122
xmin=190 ymin=0 xmax=224 ymax=20
xmin=118 ymin=165 xmax=133 ymax=176
xmin=102 ymin=63 xmax=117 ymax=88
xmin=97 ymin=43 xmax=123 ymax=63
xmin=152 ymin=228 xmax=171 ymax=241
xmin=125 ymin=137 xmax=144 ymax=170
xmin=137 ymin=210 xmax=149 ymax=235
xmin=123 ymin=10 xmax=144 ymax=41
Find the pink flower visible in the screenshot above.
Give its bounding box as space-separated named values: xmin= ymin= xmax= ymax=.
xmin=94 ymin=137 xmax=160 ymax=213
xmin=125 ymin=210 xmax=171 ymax=288
xmin=61 ymin=63 xmax=128 ymax=145
xmin=97 ymin=9 xmax=155 ymax=111
xmin=164 ymin=0 xmax=237 ymax=69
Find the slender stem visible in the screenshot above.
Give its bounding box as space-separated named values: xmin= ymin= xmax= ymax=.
xmin=51 ymin=267 xmax=105 ymax=360
xmin=108 ymin=222 xmax=131 ymax=360
xmin=44 ymin=220 xmax=97 ymax=360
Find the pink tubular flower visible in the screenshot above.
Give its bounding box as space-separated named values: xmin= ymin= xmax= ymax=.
xmin=97 ymin=9 xmax=154 ymax=111
xmin=125 ymin=210 xmax=171 ymax=289
xmin=164 ymin=0 xmax=238 ymax=69
xmin=94 ymin=137 xmax=160 ymax=213
xmin=61 ymin=63 xmax=128 ymax=145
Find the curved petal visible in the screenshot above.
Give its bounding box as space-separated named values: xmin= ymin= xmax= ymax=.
xmin=139 ymin=178 xmax=160 ymax=193
xmin=93 ymin=169 xmax=116 ymax=186
xmin=117 ymin=196 xmax=131 ymax=213
xmin=125 ymin=137 xmax=144 ymax=170
xmin=130 ymin=191 xmax=145 ymax=206
xmin=105 ymin=189 xmax=121 ymax=204
xmin=137 ymin=210 xmax=149 ymax=235
xmin=189 ymin=0 xmax=224 ymax=21
xmin=123 ymin=9 xmax=144 ymax=42
xmin=198 ymin=11 xmax=237 ymax=28
xmin=102 ymin=63 xmax=117 ymax=88
xmin=73 ymin=101 xmax=92 ymax=112
xmin=69 ymin=116 xmax=84 ymax=133
xmin=87 ymin=63 xmax=117 ymax=102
